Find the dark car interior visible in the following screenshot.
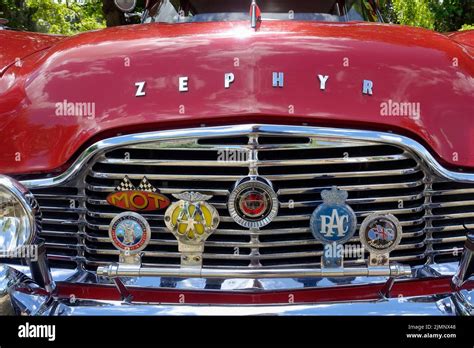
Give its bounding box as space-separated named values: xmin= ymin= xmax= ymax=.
xmin=144 ymin=0 xmax=380 ymax=23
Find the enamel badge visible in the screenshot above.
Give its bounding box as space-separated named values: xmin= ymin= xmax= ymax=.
xmin=108 ymin=211 xmax=151 ymax=264
xmin=310 ymin=186 xmax=357 ymax=245
xmin=228 ymin=176 xmax=279 ymax=229
xmin=164 ymin=192 xmax=220 ymax=267
xmin=359 ymin=213 xmax=402 ymax=266
xmin=106 ymin=176 xmax=170 ymax=211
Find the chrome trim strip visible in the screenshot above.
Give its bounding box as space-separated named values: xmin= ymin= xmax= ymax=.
xmin=0 ymin=264 xmax=462 ymax=316
xmin=96 ymin=153 xmax=409 ymax=166
xmin=8 ymin=262 xmax=461 ymax=291
xmin=87 ymin=167 xmax=421 ymax=182
xmin=20 ymin=124 xmax=474 ymax=189
xmin=51 ymin=297 xmax=457 ymax=316
xmin=277 ymin=180 xmax=425 ymax=195
xmin=97 ymin=263 xmax=412 ymax=278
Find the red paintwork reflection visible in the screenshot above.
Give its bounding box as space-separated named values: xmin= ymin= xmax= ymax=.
xmin=0 ymin=22 xmax=473 ymax=175
xmin=448 ymin=30 xmax=474 ymax=50
xmin=55 ymin=277 xmax=472 ymax=304
xmin=0 ymin=31 xmax=63 ymax=75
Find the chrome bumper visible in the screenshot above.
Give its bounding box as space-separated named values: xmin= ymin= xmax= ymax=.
xmin=97 ymin=263 xmax=412 ymax=278
xmin=1 ymin=233 xmax=473 ymax=316
xmin=24 ymin=296 xmax=464 ymax=316
xmin=0 ymin=262 xmax=472 ymax=316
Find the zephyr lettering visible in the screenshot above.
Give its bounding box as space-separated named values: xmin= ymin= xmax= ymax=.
xmin=136 ymin=73 xmax=375 ymax=96
xmin=135 ymin=81 xmax=146 ymax=97
xmin=318 ymin=74 xmax=329 ymax=90
xmin=362 ymin=79 xmax=373 ymax=95
xmin=179 ymin=76 xmax=189 ymax=92
xmin=224 ymin=72 xmax=235 ymax=88
xmin=272 ymin=72 xmax=284 ymax=87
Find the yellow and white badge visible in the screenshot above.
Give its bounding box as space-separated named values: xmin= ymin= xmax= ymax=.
xmin=164 ymin=192 xmax=219 ymax=267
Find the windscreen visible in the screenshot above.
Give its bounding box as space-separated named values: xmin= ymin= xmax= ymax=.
xmin=144 ymin=0 xmax=383 ymax=24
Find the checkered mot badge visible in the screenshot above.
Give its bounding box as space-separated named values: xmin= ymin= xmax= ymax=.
xmin=137 ymin=177 xmax=157 ymax=193
xmin=115 ymin=176 xmax=136 ymax=191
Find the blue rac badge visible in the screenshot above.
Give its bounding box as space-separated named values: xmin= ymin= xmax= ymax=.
xmin=310 ymin=187 xmax=356 ymax=244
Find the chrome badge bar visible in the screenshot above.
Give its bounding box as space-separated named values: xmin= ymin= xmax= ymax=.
xmin=98 ymin=184 xmax=411 ymax=279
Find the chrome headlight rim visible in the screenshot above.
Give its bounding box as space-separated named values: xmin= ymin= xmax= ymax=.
xmin=0 ymin=175 xmax=40 ymax=249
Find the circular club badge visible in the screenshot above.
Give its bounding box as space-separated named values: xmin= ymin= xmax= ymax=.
xmin=108 ymin=212 xmax=151 ymax=253
xmin=359 ymin=213 xmax=402 ymax=254
xmin=228 ymin=177 xmax=279 ymax=229
xmin=310 ymin=187 xmax=357 ymax=244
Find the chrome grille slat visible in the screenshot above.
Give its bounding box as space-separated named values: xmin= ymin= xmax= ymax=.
xmin=82 ymin=233 xmax=426 ymax=248
xmin=60 ymin=254 xmax=429 ymax=268
xmin=428 ymin=236 xmax=467 ymax=244
xmin=29 ymin=127 xmax=471 ymax=270
xmin=82 ymin=247 xmax=325 ymax=260
xmin=265 ymin=167 xmax=421 ymax=181
xmin=428 ymin=201 xmax=474 ymax=208
xmin=40 ymin=206 xmax=86 ymax=213
xmin=279 ymin=195 xmax=425 ymax=207
xmin=85 ymin=183 xmax=229 ymax=195
xmin=125 ymin=139 xmax=381 ymax=151
xmin=97 ymin=153 xmax=409 ymax=167
xmin=355 ymin=206 xmax=425 ymax=216
xmin=33 ymin=194 xmax=84 ymax=200
xmin=84 ymin=222 xmax=313 ymax=235
xmin=277 ymin=180 xmax=425 ymax=195
xmin=42 ymin=218 xmax=79 ymax=226
xmin=46 ymin=241 xmax=426 ymax=259
xmin=86 ymin=211 xmax=166 ymax=220
xmin=41 ymin=230 xmax=81 ymax=238
xmin=429 ymin=212 xmax=474 ymax=220
xmin=427 ymin=225 xmax=474 ymax=233
xmin=88 ymin=168 xmax=421 ymax=181
xmin=89 ymin=171 xmax=243 ymax=181
xmin=84 ymin=210 xmax=425 ymax=226
xmin=84 ymin=223 xmax=423 ymax=238
xmin=428 ymin=188 xmax=474 ymax=196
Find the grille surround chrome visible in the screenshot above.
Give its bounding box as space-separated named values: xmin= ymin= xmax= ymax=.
xmin=20 ymin=124 xmax=474 ymax=272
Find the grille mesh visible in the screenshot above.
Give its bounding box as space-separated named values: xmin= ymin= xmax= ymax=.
xmin=30 ymin=133 xmax=470 ymax=270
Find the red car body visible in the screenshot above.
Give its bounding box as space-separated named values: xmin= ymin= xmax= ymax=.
xmin=0 ymin=21 xmax=473 ymax=176
xmin=0 ymin=2 xmax=474 ymax=315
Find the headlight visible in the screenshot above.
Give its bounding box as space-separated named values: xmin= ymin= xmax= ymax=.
xmin=0 ymin=175 xmax=40 ymax=254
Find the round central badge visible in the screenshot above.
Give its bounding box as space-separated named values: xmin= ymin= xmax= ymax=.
xmin=239 ymin=191 xmax=267 ymax=217
xmin=310 ymin=187 xmax=356 ymax=244
xmin=108 ymin=212 xmax=151 ymax=253
xmin=228 ymin=177 xmax=279 ymax=229
xmin=359 ymin=213 xmax=402 ymax=254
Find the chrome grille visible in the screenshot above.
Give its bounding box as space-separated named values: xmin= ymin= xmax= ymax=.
xmin=29 ymin=127 xmax=471 ymax=270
